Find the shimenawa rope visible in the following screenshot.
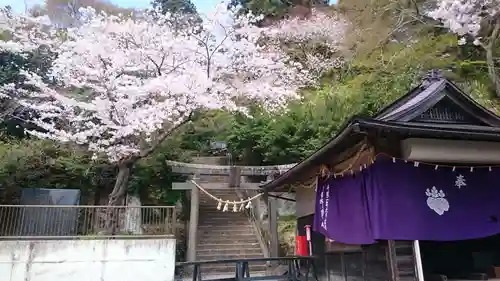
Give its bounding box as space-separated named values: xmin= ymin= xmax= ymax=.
xmin=190 ymin=180 xmax=262 ymax=212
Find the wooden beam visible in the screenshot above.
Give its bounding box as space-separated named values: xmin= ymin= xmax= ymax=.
xmin=172 ymin=182 xmax=261 ymax=190
xmin=268 ymin=194 xmax=295 ymax=202
xmin=166 ymin=160 xmax=296 ymax=176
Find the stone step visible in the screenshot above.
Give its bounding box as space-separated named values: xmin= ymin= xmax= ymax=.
xmin=198 ymin=207 xmax=245 ymax=212
xmin=199 ymin=216 xmax=250 ymax=220
xmin=198 ymin=220 xmax=250 ymax=226
xmin=176 ymin=271 xmax=268 ymax=280
xmin=197 ymin=254 xmax=264 ymax=260
xmin=198 ymin=221 xmax=251 ymax=226
xmin=200 ymin=238 xmax=260 ymax=245
xmin=198 ymin=225 xmax=254 ymax=231
xmin=199 ymin=217 xmax=249 ymax=222
xmin=198 ymin=214 xmax=249 ymax=219
xmin=187 ymin=263 xmax=268 ymax=273
xmin=197 ymin=242 xmax=261 ymax=249
xmin=196 ymin=247 xmax=263 ymax=255
xmin=199 ymin=209 xmax=248 ymax=212
xmin=198 ymin=230 xmax=255 ymax=236
xmin=198 ymin=231 xmax=255 ymax=237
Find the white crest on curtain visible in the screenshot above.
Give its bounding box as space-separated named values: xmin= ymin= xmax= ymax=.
xmin=426 ymin=186 xmax=450 ymax=216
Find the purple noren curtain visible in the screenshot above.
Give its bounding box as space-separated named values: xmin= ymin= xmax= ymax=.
xmin=313 ymin=174 xmax=375 ymax=244
xmin=314 ymin=157 xmax=500 ymax=244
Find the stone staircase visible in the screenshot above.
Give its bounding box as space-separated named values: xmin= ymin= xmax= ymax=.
xmin=197 ymin=189 xmax=267 ymax=274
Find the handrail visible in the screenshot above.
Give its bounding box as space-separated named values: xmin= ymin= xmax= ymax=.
xmin=176 ymin=256 xmax=318 ymax=281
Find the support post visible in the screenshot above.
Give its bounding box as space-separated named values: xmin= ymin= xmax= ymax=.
xmin=187 ymin=177 xmax=200 ymax=262
xmin=267 ymin=191 xmax=279 ymax=259
xmin=413 ymin=240 xmax=425 ymax=281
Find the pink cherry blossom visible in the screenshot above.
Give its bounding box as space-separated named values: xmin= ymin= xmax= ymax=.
xmin=0 ymin=4 xmax=315 ymax=163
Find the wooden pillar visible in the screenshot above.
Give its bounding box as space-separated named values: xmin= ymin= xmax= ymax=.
xmin=187 ymin=178 xmax=200 ymax=262
xmin=387 ymin=240 xmax=399 ymax=281
xmin=413 ymin=240 xmax=425 ymax=281
xmin=267 ymin=191 xmax=279 ymax=258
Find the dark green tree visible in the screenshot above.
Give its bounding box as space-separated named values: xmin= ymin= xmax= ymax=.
xmin=228 ymin=0 xmax=329 ymax=19
xmin=152 ymin=0 xmax=198 ymax=16
xmin=151 ymin=0 xmax=201 ymax=32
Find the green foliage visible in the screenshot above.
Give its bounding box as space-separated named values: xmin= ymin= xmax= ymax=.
xmin=0 ymin=136 xmax=187 ymax=206
xmin=130 ymin=139 xmax=189 ymax=205
xmin=152 ymin=0 xmax=198 ymax=15
xmin=177 ymin=111 xmax=233 ymax=155
xmin=229 ymin=0 xmax=328 ymax=20
xmin=0 ymin=138 xmax=97 ymax=201
xmin=0 ymin=45 xmax=56 ymax=90
xmin=219 ymin=31 xmax=500 ymax=165
xmin=0 ymin=47 xmax=56 ymax=136
xmin=229 ymin=0 xmax=287 ymax=18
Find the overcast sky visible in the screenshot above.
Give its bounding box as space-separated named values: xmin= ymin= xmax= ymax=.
xmin=2 ymin=0 xmax=337 ymax=14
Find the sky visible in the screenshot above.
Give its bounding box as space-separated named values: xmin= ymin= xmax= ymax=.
xmin=2 ymin=0 xmax=337 ymax=14
xmin=2 ymin=0 xmax=222 ymax=14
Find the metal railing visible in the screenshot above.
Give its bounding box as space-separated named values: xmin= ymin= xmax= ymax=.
xmin=0 ymin=205 xmax=176 ymax=239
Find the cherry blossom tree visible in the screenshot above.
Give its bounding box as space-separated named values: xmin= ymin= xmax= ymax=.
xmin=427 ymin=0 xmax=500 ymax=97
xmin=262 ymin=9 xmax=349 ymax=76
xmin=0 ymin=3 xmax=312 ymax=207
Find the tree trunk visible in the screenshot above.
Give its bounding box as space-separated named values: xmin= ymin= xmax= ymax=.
xmin=108 ymin=163 xmax=131 ymax=206
xmin=485 ymin=20 xmax=500 ymax=98
xmin=104 ymin=163 xmax=132 ymax=235
xmin=486 ymin=46 xmax=500 ymax=98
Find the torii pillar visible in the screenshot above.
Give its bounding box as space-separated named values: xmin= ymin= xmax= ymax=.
xmin=186 ymin=175 xmax=199 ymax=262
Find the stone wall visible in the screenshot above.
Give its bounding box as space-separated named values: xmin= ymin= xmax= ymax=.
xmin=0 ymin=238 xmax=176 ymax=281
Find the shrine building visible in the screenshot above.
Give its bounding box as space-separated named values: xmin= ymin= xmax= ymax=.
xmin=261 ymin=70 xmax=500 ymax=281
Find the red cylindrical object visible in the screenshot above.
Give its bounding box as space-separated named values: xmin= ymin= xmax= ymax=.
xmin=296 ymin=235 xmax=308 ymax=256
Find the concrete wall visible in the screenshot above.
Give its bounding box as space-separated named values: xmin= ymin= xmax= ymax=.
xmin=0 ymin=238 xmax=176 ymax=281
xmin=296 ymin=187 xmax=316 ymax=217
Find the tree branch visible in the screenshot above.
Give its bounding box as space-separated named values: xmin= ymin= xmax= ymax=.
xmin=137 ymin=112 xmax=193 ymax=160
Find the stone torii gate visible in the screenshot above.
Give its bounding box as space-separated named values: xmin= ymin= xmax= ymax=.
xmin=167 ymin=158 xmax=295 ymax=262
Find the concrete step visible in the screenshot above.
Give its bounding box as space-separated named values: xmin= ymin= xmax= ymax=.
xmin=196 ymin=247 xmax=263 ymax=255
xmin=197 ymin=242 xmax=261 ymax=249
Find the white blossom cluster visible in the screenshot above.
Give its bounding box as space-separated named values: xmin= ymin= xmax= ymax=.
xmin=427 ymin=0 xmax=500 ymax=44
xmin=263 ymin=9 xmax=348 ymax=75
xmin=265 ymin=10 xmax=348 ymax=48
xmin=0 ymin=2 xmax=314 ymax=163
xmin=0 ymin=9 xmax=57 ymax=53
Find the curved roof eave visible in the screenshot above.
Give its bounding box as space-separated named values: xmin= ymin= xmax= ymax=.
xmin=260 ymin=117 xmax=364 ymax=192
